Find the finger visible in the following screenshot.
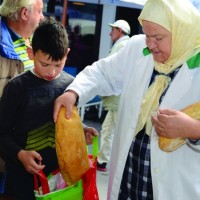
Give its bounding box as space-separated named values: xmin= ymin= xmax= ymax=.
xmin=156 ymin=112 xmax=171 ymax=124
xmin=90 ymin=129 xmax=99 ymax=136
xmin=154 ymin=126 xmax=165 ymax=136
xmin=154 ymin=125 xmax=165 ymax=134
xmin=151 ymin=115 xmax=157 ymax=125
xmin=65 ymin=104 xmax=73 ymax=119
xmin=87 ymin=128 xmax=98 ymax=136
xmin=31 ymin=160 xmax=45 ymax=171
xmin=152 ymin=115 xmax=165 ymax=127
xmin=159 ymin=108 xmax=178 ymax=116
xmin=32 ymin=151 xmax=42 ymax=161
xmin=30 ymin=164 xmax=45 ymax=174
xmin=93 ymin=131 xmax=99 ymax=136
xmin=53 ymin=101 xmax=62 ymax=122
xmin=152 ymin=117 xmax=165 ymax=134
xmin=92 ymin=128 xmax=99 ymax=136
xmin=26 ymin=164 xmax=39 ymax=174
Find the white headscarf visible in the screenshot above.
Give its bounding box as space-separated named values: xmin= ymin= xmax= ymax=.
xmin=139 ymin=0 xmax=200 ymax=72
xmin=135 ymin=0 xmax=200 ymax=136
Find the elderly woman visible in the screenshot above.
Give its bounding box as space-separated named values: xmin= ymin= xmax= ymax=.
xmin=53 ymin=0 xmax=200 ymax=199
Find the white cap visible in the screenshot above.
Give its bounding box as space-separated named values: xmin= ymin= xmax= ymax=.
xmin=109 ymin=20 xmax=130 ymax=35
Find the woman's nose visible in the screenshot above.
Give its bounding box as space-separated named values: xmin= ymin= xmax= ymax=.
xmin=147 ymin=38 xmax=156 ymax=49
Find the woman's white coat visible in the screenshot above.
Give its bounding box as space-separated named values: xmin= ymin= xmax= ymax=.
xmin=67 ymin=34 xmax=200 ymax=200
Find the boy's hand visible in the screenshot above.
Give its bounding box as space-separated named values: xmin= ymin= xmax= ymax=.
xmin=17 ymin=150 xmax=45 ymax=174
xmin=54 ymin=90 xmax=78 ymax=122
xmin=84 ymin=127 xmax=99 ymax=145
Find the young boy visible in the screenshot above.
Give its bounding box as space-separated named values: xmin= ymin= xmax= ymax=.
xmin=0 ymin=17 xmax=97 ymax=200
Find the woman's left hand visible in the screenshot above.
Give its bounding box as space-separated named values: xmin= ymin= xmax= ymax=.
xmin=151 ymin=108 xmax=200 ymax=139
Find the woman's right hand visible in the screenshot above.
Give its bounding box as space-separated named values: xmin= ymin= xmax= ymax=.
xmin=53 ymin=90 xmax=78 ymax=122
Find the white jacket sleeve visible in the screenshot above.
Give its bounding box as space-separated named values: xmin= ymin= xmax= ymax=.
xmin=67 ymin=35 xmax=146 ymax=106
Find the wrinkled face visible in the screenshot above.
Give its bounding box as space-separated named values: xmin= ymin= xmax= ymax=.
xmin=142 ymin=20 xmax=172 ymax=64
xmin=30 ymin=50 xmax=68 ymax=81
xmin=25 ymin=0 xmax=44 ymax=38
xmin=110 ymin=27 xmax=121 ymax=43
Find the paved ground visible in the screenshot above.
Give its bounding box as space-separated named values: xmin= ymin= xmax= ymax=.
xmin=96 ymin=170 xmax=109 ymax=200
xmin=84 ymin=108 xmax=109 ymax=200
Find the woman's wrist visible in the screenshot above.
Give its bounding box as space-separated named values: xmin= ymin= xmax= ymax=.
xmin=66 ymin=89 xmax=79 ymax=106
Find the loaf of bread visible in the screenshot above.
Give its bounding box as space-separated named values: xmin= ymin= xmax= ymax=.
xmin=55 ymin=106 xmax=90 ymax=185
xmin=159 ymin=101 xmax=200 ymax=152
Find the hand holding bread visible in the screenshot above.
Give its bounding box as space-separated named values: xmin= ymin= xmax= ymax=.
xmin=158 ymin=101 xmax=200 ymax=152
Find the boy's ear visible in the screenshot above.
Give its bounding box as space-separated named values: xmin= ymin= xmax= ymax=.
xmin=27 ymin=47 xmax=34 ymax=60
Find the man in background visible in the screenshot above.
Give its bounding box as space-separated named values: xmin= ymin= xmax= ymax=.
xmin=0 ymin=0 xmax=44 ymax=183
xmin=0 ymin=0 xmax=44 ymax=97
xmin=97 ymin=20 xmax=130 ymax=171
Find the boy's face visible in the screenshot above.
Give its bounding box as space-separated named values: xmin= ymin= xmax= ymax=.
xmin=28 ymin=48 xmax=70 ymax=81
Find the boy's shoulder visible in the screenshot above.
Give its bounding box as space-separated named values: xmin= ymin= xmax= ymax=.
xmin=60 ymin=71 xmax=75 ymax=80
xmin=8 ymin=70 xmax=31 ymax=83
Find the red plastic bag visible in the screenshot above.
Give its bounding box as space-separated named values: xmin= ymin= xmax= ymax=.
xmin=82 ymin=136 xmax=99 ymax=200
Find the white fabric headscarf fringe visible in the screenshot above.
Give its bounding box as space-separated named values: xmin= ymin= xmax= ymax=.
xmin=135 ymin=0 xmax=200 ymax=136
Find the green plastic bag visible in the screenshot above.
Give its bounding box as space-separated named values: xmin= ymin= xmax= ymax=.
xmin=34 ymin=136 xmax=98 ymax=200
xmin=34 ymin=170 xmax=83 ymax=200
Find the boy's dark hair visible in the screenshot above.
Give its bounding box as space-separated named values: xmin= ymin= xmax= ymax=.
xmin=31 ymin=17 xmax=69 ymax=61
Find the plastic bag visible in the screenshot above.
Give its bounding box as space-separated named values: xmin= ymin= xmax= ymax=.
xmin=83 ymin=136 xmax=99 ymax=200
xmin=34 ymin=169 xmax=83 ymax=200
